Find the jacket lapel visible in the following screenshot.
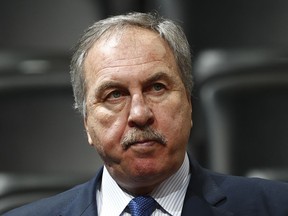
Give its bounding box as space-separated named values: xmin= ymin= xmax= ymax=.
xmin=181 ymin=194 xmax=232 ymax=216
xmin=181 ymin=158 xmax=234 ymax=216
xmin=60 ymin=168 xmax=103 ymax=216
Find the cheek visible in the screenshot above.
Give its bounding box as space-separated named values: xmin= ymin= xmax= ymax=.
xmin=155 ymin=95 xmax=192 ymax=144
xmin=86 ymin=108 xmax=126 ymax=151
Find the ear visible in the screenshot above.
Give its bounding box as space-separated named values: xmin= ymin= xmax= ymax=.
xmin=191 ymin=118 xmax=193 ymax=129
xmin=84 ymin=118 xmax=94 ymax=147
xmin=189 ymin=97 xmax=193 ymax=128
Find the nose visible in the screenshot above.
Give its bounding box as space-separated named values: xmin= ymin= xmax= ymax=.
xmin=128 ymin=94 xmax=154 ymax=128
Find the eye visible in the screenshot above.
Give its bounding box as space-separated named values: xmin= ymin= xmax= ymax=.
xmin=109 ymin=90 xmax=122 ymax=99
xmin=152 ymin=83 xmax=165 ymax=91
xmin=104 ymin=90 xmax=126 ymax=103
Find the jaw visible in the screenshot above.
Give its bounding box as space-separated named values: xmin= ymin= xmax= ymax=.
xmin=107 ymin=164 xmax=168 ymax=195
xmin=103 ymin=148 xmax=185 ymax=195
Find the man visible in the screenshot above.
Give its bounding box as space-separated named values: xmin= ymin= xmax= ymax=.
xmin=4 ymin=12 xmax=288 ymax=216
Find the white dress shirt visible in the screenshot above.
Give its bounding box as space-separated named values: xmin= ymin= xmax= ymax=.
xmin=97 ymin=153 xmax=191 ymax=216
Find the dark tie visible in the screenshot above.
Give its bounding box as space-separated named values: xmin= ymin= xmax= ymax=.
xmin=128 ymin=196 xmax=158 ymax=216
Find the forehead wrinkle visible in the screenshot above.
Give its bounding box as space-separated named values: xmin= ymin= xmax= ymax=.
xmin=101 ymin=59 xmax=167 ymax=71
xmin=85 ymin=46 xmax=165 ymax=76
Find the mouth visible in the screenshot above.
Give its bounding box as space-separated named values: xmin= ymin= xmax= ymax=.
xmin=130 ymin=139 xmax=158 ymax=146
xmin=122 ymin=138 xmax=166 ymax=150
xmin=126 ymin=140 xmax=164 ymax=155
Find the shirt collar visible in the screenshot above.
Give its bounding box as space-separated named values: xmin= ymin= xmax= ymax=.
xmin=98 ymin=167 xmax=132 ymax=215
xmin=151 ymin=153 xmax=190 ymax=215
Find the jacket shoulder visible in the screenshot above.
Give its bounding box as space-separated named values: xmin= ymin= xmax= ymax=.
xmin=3 ymin=182 xmax=87 ymax=216
xmin=207 ymin=169 xmax=288 ymax=215
xmin=2 ymin=167 xmax=105 ymax=216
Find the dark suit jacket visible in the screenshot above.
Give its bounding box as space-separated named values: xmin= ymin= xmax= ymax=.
xmin=4 ymin=158 xmax=288 ymax=216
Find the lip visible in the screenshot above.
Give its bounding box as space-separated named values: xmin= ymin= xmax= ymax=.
xmin=129 ymin=140 xmax=159 ymax=154
xmin=131 ymin=140 xmax=156 ymax=146
xmin=128 ymin=140 xmax=160 ymax=150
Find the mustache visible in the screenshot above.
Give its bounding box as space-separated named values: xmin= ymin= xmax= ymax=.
xmin=121 ymin=127 xmax=167 ymax=149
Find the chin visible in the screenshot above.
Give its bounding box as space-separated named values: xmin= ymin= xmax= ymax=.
xmin=130 ymin=162 xmax=172 ymax=182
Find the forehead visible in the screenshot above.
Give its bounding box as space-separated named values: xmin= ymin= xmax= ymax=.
xmin=96 ymin=26 xmax=167 ymax=54
xmin=84 ymin=27 xmax=177 ymax=74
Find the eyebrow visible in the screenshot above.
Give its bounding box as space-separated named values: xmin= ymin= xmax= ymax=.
xmin=94 ymin=81 xmax=124 ymax=98
xmin=94 ymin=71 xmax=173 ymax=97
xmin=142 ymin=71 xmax=173 ymax=87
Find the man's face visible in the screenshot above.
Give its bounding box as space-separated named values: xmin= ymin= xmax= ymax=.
xmin=84 ymin=27 xmax=192 ymax=194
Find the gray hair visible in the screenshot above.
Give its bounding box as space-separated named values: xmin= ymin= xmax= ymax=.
xmin=70 ymin=12 xmax=193 ymax=117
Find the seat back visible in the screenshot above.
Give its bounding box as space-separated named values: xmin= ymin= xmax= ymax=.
xmin=194 ymin=50 xmax=288 ymax=179
xmin=0 ymin=52 xmax=102 ymax=174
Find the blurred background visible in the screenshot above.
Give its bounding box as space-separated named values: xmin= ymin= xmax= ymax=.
xmin=1 ymin=0 xmax=288 ymax=213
